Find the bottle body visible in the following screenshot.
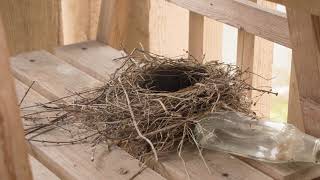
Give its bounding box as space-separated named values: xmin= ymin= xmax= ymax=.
xmin=195 ymin=112 xmax=320 ymax=164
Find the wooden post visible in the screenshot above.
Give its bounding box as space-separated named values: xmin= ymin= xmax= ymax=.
xmin=189 ymin=12 xmax=204 ymax=60
xmin=148 ymin=1 xmax=222 ymax=60
xmin=61 ymin=0 xmax=101 ymax=44
xmin=97 ymin=0 xmax=150 ymax=51
xmin=287 ymin=63 xmax=305 ymax=131
xmin=189 ymin=13 xmax=223 ymax=62
xmin=286 ymin=6 xmax=320 ymax=137
xmin=0 ymin=0 xmax=61 ymax=55
xmin=0 ymin=17 xmax=33 ymax=180
xmin=203 ymin=18 xmax=223 ymax=62
xmin=237 ymin=0 xmax=275 ymax=118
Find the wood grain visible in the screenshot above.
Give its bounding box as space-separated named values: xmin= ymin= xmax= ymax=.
xmin=203 ymin=18 xmax=223 ymax=62
xmin=54 ymin=41 xmax=123 ymax=82
xmin=61 ymin=0 xmax=101 ymax=44
xmin=30 ymin=156 xmax=59 ymax=180
xmin=149 ymin=1 xmax=189 ymax=56
xmin=0 ymin=17 xmax=33 ymax=180
xmin=287 ymin=63 xmax=305 ymax=131
xmin=168 ymin=0 xmax=290 ymax=47
xmin=97 ymin=0 xmax=150 ymax=51
xmin=236 ymin=0 xmax=275 ymax=118
xmin=267 ymin=0 xmax=320 ymax=16
xmin=148 ymin=1 xmax=222 ymax=59
xmin=0 ymin=0 xmax=61 ymax=55
xmin=162 ymin=150 xmax=272 ymax=180
xmin=241 ymin=157 xmax=320 ymax=180
xmin=189 ymin=12 xmax=204 ymax=60
xmin=12 ymin=51 xmax=165 ymax=180
xmin=286 ymin=7 xmax=320 ymax=137
xmin=11 ymin=51 xmax=101 ymax=101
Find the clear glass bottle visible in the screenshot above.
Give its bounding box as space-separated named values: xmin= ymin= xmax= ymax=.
xmin=195 ymin=111 xmax=320 ymax=164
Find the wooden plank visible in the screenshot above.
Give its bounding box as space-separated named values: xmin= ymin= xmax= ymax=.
xmin=241 ymin=158 xmax=320 ymax=180
xmin=61 ymin=0 xmax=101 ymax=44
xmin=55 ymin=41 xmax=274 ymax=180
xmin=97 ymin=0 xmax=150 ymax=51
xmin=237 ymin=0 xmax=275 ymax=118
xmin=11 ymin=50 xmax=101 ymax=101
xmin=54 ymin=41 xmax=123 ymax=82
xmin=30 ymin=156 xmax=59 ymax=180
xmin=167 ymin=0 xmax=290 ymax=47
xmin=0 ymin=0 xmax=61 ymax=55
xmin=287 ymin=63 xmax=305 ymax=131
xmin=267 ymin=0 xmax=320 ymax=16
xmin=203 ymin=18 xmax=223 ymax=62
xmin=189 ymin=12 xmax=204 ymax=60
xmin=149 ymin=1 xmax=189 ymax=56
xmin=162 ymin=150 xmax=272 ymax=180
xmin=12 ymin=52 xmax=165 ymax=180
xmin=237 ymin=28 xmax=256 ymax=87
xmin=0 ymin=17 xmax=33 ymax=180
xmin=286 ymin=8 xmax=320 ymax=138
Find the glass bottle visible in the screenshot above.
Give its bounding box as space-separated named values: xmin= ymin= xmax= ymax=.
xmin=195 ymin=111 xmax=320 ymax=164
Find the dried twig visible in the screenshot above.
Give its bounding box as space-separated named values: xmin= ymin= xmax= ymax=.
xmin=119 ymin=77 xmax=159 ymax=161
xmin=19 ymin=81 xmax=35 ymax=106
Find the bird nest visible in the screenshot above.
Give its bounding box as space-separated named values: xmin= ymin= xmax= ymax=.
xmin=23 ymin=49 xmax=276 ymax=164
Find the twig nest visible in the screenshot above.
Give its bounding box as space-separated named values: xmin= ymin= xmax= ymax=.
xmin=26 ymin=49 xmax=273 ymax=162
xmin=77 ymin=49 xmax=260 ymax=159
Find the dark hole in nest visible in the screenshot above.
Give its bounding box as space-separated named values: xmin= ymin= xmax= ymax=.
xmin=139 ymin=65 xmax=207 ymax=92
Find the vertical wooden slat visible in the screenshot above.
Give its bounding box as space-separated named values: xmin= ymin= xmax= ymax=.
xmin=286 ymin=7 xmax=320 ymax=137
xmin=149 ymin=1 xmax=189 ymax=56
xmin=203 ymin=18 xmax=223 ymax=62
xmin=149 ymin=1 xmax=223 ymax=59
xmin=61 ymin=0 xmax=101 ymax=44
xmin=189 ymin=12 xmax=204 ymax=60
xmin=0 ymin=17 xmax=33 ymax=180
xmin=0 ymin=0 xmax=61 ymax=55
xmin=97 ymin=0 xmax=150 ymax=51
xmin=237 ymin=0 xmax=275 ymax=118
xmin=237 ymin=29 xmax=256 ymax=87
xmin=287 ymin=63 xmax=305 ymax=131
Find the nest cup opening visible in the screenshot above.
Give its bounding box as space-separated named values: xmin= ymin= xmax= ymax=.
xmin=139 ymin=65 xmax=207 ymax=92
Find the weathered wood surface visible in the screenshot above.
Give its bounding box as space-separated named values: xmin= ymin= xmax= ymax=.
xmin=168 ymin=0 xmax=290 ymax=47
xmin=189 ymin=12 xmax=205 ymax=60
xmin=12 ymin=51 xmax=165 ymax=180
xmin=162 ymin=150 xmax=272 ymax=180
xmin=30 ymin=156 xmax=59 ymax=180
xmin=267 ymin=0 xmax=320 ymax=16
xmin=55 ymin=41 xmax=123 ymax=81
xmin=0 ymin=0 xmax=61 ymax=55
xmin=97 ymin=0 xmax=150 ymax=51
xmin=286 ymin=7 xmax=320 ymax=138
xmin=61 ymin=0 xmax=101 ymax=44
xmin=241 ymin=157 xmax=320 ymax=180
xmin=188 ymin=13 xmax=223 ymax=62
xmin=237 ymin=0 xmax=275 ymax=118
xmin=0 ymin=17 xmax=33 ymax=180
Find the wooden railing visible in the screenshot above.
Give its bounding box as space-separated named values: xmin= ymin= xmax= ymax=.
xmin=162 ymin=0 xmax=320 ymax=138
xmin=169 ymin=0 xmax=280 ymax=117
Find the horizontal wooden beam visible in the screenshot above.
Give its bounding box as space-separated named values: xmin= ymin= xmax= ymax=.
xmin=266 ymin=0 xmax=320 ymax=16
xmin=167 ymin=0 xmax=290 ymax=47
